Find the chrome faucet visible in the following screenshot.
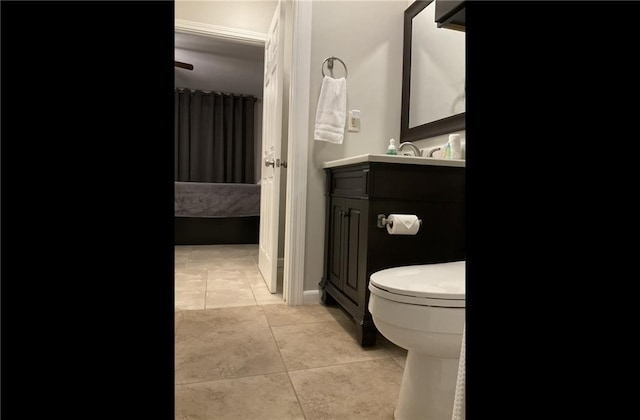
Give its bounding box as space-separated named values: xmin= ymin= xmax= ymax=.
xmin=398 ymin=142 xmax=424 ymax=157
xmin=427 ymin=147 xmax=442 ymax=157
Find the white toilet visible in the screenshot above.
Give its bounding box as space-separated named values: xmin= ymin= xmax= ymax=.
xmin=368 ymin=261 xmax=465 ymax=420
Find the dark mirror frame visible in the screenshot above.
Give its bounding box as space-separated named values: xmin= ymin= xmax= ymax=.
xmin=400 ymin=0 xmax=465 ymax=142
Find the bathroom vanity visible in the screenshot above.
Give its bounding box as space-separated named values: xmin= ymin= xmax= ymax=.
xmin=320 ymin=154 xmax=465 ymax=346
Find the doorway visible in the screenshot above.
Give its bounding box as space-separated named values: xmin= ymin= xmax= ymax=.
xmin=174 ymin=21 xmax=286 ymax=303
xmin=175 ymin=0 xmax=312 ymax=306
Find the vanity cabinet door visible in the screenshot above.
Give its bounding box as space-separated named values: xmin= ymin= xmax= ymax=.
xmin=327 ymin=197 xmax=347 ymax=293
xmin=341 ymin=198 xmax=368 ymax=305
xmin=327 ymin=197 xmax=368 ymax=306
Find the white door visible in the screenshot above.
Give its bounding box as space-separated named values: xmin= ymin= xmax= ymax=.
xmin=258 ymin=0 xmax=284 ymax=293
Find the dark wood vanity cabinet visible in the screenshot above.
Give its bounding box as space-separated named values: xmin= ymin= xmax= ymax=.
xmin=320 ymin=161 xmax=465 ymax=347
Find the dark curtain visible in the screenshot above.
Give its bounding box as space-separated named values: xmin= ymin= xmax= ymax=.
xmin=175 ymin=88 xmax=256 ymax=183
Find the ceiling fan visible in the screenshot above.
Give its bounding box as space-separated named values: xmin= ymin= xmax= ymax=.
xmin=175 ymin=61 xmax=194 ymax=70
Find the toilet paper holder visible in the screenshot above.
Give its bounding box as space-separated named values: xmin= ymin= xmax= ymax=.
xmin=377 ymin=214 xmax=422 ymax=229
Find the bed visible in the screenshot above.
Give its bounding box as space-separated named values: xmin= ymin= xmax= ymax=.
xmin=174 ymin=182 xmax=261 ymax=245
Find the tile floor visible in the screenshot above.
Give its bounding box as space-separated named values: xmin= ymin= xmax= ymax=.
xmin=175 ymin=244 xmax=408 ymax=420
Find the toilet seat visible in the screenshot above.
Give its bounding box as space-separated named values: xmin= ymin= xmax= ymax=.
xmin=369 ymin=261 xmax=465 ymax=308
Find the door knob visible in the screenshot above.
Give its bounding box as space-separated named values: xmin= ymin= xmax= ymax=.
xmin=281 ymin=160 xmax=287 ymax=168
xmin=265 ymin=159 xmax=275 ymax=167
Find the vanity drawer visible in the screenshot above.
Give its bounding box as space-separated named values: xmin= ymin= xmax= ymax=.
xmin=368 ymin=163 xmax=465 ymax=201
xmin=327 ymin=164 xmax=369 ymax=197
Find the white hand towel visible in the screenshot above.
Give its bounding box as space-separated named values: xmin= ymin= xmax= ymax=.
xmin=314 ymin=76 xmax=347 ymax=144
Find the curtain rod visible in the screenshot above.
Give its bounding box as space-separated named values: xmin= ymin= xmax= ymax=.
xmin=175 ymin=87 xmax=258 ymax=101
xmin=175 ymin=61 xmax=194 ymax=70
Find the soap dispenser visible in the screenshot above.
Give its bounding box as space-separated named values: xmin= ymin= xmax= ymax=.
xmin=387 ymin=138 xmax=398 ymax=155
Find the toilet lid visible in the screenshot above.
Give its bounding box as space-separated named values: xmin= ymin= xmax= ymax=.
xmin=369 ymin=261 xmax=465 ymax=307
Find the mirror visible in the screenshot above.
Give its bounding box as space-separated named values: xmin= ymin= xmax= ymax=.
xmin=401 ymin=0 xmax=465 ymax=142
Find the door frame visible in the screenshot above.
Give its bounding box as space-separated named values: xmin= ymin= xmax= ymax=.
xmin=175 ymin=0 xmax=311 ymax=305
xmin=282 ymin=0 xmax=311 ymax=305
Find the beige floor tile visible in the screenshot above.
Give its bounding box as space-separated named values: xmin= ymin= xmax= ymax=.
xmin=327 ymin=310 xmax=409 ymax=365
xmin=216 ymin=257 xmax=258 ymax=269
xmin=207 ymin=273 xmax=251 ymax=291
xmin=212 ymin=270 xmax=266 ymax=293
xmin=188 ymin=244 xmax=257 ymax=257
xmin=185 ymin=258 xmax=256 ymax=271
xmin=175 ymin=373 xmax=304 ymax=420
xmin=333 ymin=307 xmax=360 ymax=327
xmin=205 ymin=288 xmax=257 ymax=309
xmin=392 ymin=355 xmax=407 ymax=369
xmin=250 ymin=283 xmax=285 ymax=305
xmin=174 ymin=254 xmax=189 ymax=268
xmin=323 ymin=303 xmax=356 ymax=323
xmin=174 ymin=246 xmax=191 ymax=269
xmin=175 ymin=290 xmax=206 ymax=311
xmin=376 ymin=334 xmax=408 ymax=368
xmin=271 ymin=321 xmax=389 ymax=371
xmin=289 ymin=358 xmax=403 ymax=420
xmin=207 ymin=268 xmax=244 ymax=279
xmin=174 ymin=246 xmax=192 ymax=255
xmin=184 ymin=260 xmax=226 ymax=270
xmin=212 ymin=244 xmax=257 ymax=258
xmin=175 ymin=311 xmax=183 ymax=332
xmin=175 ymin=327 xmax=285 ymax=384
xmin=321 ymin=306 xmax=407 ymax=358
xmin=175 ymin=307 xmax=269 ymax=335
xmin=187 ymin=246 xmax=229 ymax=260
xmin=244 ymin=268 xmax=268 ymax=286
xmin=175 ymin=269 xmax=207 ymax=293
xmin=174 ymin=244 xmax=410 ymax=418
xmin=241 ymin=266 xmax=262 ymax=275
xmin=262 ymin=303 xmax=340 ymax=327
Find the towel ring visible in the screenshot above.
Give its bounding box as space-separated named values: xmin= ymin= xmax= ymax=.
xmin=321 ymin=56 xmax=348 ymax=79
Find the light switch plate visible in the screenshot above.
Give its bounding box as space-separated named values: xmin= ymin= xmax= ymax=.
xmin=347 ymin=110 xmax=360 ymax=132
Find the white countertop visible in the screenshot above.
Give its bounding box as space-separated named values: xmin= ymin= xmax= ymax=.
xmin=322 ymin=153 xmax=466 ymax=169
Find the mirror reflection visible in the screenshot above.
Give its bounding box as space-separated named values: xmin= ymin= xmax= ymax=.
xmin=409 ymin=1 xmax=465 ymax=128
xmin=401 ymin=0 xmax=465 ymax=143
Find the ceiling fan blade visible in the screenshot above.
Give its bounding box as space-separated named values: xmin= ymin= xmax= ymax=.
xmin=175 ymin=61 xmax=194 ymax=70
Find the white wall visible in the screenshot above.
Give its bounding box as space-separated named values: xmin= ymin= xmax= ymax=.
xmin=303 ymin=0 xmax=407 ymax=292
xmin=175 ymin=0 xmax=277 ymax=33
xmin=174 ymin=47 xmax=264 ymax=97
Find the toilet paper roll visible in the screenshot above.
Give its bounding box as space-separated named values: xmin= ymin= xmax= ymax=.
xmin=386 ymin=214 xmax=420 ymax=235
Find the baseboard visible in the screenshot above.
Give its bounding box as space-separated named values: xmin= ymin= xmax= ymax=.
xmin=303 ymin=289 xmax=320 ymax=305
